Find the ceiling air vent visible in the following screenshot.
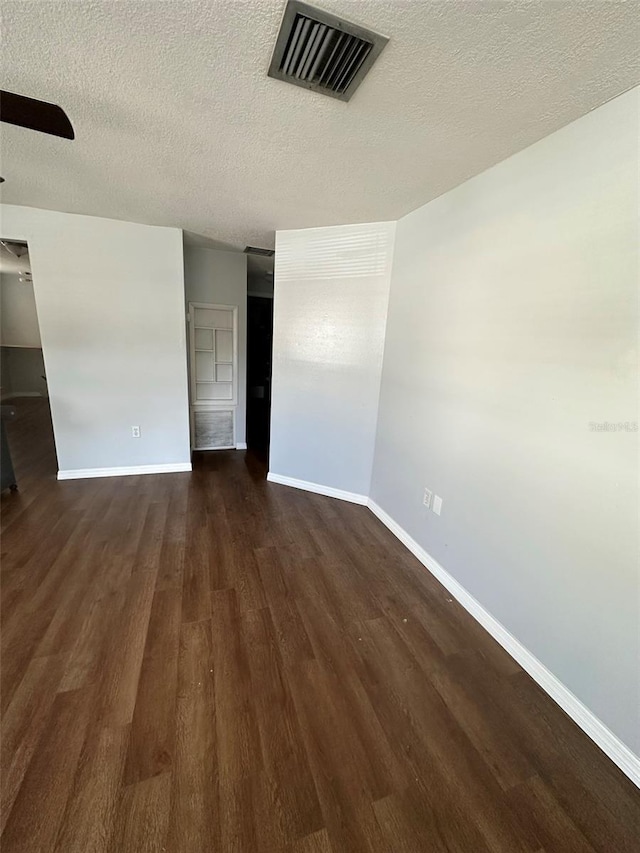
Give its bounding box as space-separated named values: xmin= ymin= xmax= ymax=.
xmin=268 ymin=1 xmax=389 ymax=102
xmin=244 ymin=246 xmax=275 ymax=257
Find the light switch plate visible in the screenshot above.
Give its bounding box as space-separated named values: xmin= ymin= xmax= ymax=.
xmin=423 ymin=488 xmax=432 ymax=509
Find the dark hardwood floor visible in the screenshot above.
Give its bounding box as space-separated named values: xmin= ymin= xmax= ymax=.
xmin=1 ymin=398 xmax=639 ymax=852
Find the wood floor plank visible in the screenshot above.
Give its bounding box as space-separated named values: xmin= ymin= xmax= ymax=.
xmin=292 ymin=827 xmax=334 ymax=853
xmin=352 ymin=615 xmax=539 ymax=853
xmin=210 ymin=589 xmax=262 ymax=783
xmin=242 ymin=606 xmax=324 ymax=842
xmin=1 ymin=400 xmax=638 ymax=852
xmin=1 ymin=687 xmax=92 ymax=853
xmin=420 ymin=652 xmax=537 ymax=791
xmin=181 ymin=522 xmax=211 ymax=623
xmin=93 ymin=570 xmax=156 ymax=728
xmin=254 ymin=546 xmax=316 ymax=668
xmin=218 ymin=774 xmax=260 ymax=852
xmin=0 ymin=598 xmax=57 ymax=716
xmin=286 ymin=659 xmax=390 ymax=853
xmin=295 ymin=591 xmax=407 ymax=800
xmin=58 ymin=567 xmax=122 ymax=693
xmin=132 ymin=501 xmax=168 ymax=575
xmin=123 ymin=588 xmax=182 ymax=785
xmin=0 ymin=654 xmax=67 ymax=833
xmin=155 ymin=491 xmax=186 ymax=592
xmin=167 ymin=619 xmax=220 ymax=852
xmin=372 ymin=792 xmax=452 ymax=853
xmin=53 ymin=724 xmax=130 ymax=853
xmin=110 ymin=773 xmax=171 ymax=853
xmin=506 ymin=775 xmax=598 ymax=853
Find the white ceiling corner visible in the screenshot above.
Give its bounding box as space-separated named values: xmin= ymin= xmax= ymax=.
xmin=1 ymin=0 xmax=638 ymax=249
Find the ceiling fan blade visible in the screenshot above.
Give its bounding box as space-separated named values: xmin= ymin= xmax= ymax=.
xmin=0 ymin=90 xmax=74 ymax=139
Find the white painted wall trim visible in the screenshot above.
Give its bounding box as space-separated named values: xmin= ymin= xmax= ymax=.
xmin=367 ymin=499 xmax=640 ymax=789
xmin=58 ymin=462 xmax=192 ymax=480
xmin=267 ymin=472 xmax=368 ymax=505
xmin=236 ymin=442 xmax=247 ymax=450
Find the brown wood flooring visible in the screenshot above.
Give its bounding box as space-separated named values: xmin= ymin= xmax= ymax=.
xmin=1 ymin=397 xmax=639 ymax=852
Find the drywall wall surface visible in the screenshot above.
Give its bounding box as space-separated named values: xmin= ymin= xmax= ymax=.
xmin=0 ymin=205 xmax=191 ymax=472
xmin=270 ymin=221 xmax=396 ymax=496
xmin=371 ymin=88 xmax=639 ymax=753
xmin=0 ymin=273 xmax=42 ymax=347
xmin=1 ymin=346 xmax=46 ymax=396
xmin=183 ymin=246 xmax=248 ymax=445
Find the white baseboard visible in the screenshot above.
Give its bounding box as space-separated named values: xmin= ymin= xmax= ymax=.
xmin=367 ymin=499 xmax=640 ymax=789
xmin=236 ymin=442 xmax=247 ymax=450
xmin=267 ymin=472 xmax=368 ymax=505
xmin=57 ymin=462 xmax=192 ymax=481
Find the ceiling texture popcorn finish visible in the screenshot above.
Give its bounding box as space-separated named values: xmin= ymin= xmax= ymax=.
xmin=1 ymin=1 xmax=638 ymax=249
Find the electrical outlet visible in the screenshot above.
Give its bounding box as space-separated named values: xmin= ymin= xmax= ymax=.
xmin=131 ymin=425 xmax=141 ymax=438
xmin=423 ymin=488 xmax=432 ymax=509
xmin=432 ymin=495 xmax=443 ymax=516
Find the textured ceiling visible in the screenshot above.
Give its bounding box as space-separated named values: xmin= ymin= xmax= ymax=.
xmin=1 ymin=1 xmax=638 ymax=248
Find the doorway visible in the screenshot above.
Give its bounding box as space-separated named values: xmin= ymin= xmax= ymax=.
xmin=246 ymin=296 xmax=274 ymax=461
xmin=246 ymin=256 xmax=274 ymax=463
xmin=0 ymin=240 xmax=57 ymax=489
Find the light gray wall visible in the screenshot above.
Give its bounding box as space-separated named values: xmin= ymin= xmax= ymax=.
xmin=371 ymin=88 xmax=639 ymax=753
xmin=270 ymin=221 xmax=396 ymax=497
xmin=0 ymin=268 xmax=46 ymax=399
xmin=1 ymin=273 xmax=42 ymax=347
xmin=183 ymin=246 xmax=248 ymax=445
xmin=0 ymin=204 xmax=191 ymax=473
xmin=1 ymin=346 xmax=46 ymax=397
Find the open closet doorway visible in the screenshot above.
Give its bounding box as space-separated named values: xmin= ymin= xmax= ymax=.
xmin=246 ymin=253 xmax=274 ymax=464
xmin=0 ymin=240 xmax=57 ymax=491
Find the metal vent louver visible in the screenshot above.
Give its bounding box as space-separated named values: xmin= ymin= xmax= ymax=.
xmin=268 ymin=1 xmax=388 ymax=102
xmin=244 ymin=246 xmax=275 ymax=257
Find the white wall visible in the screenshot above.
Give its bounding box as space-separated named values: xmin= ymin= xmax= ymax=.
xmin=183 ymin=246 xmax=248 ymax=445
xmin=270 ymin=221 xmax=396 ymax=498
xmin=0 ymin=273 xmax=42 ymax=347
xmin=371 ymin=88 xmax=639 ymax=755
xmin=0 ymin=205 xmax=191 ymax=474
